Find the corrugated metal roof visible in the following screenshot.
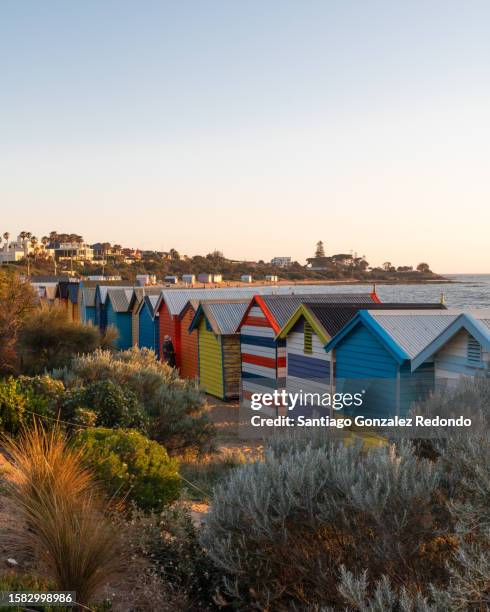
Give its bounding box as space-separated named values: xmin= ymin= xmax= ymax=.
xmin=107 ymin=288 xmax=132 ymax=313
xmin=81 ymin=287 xmax=96 ymax=307
xmin=202 ymin=300 xmax=250 ymax=335
xmin=368 ymin=310 xmax=462 ymax=359
xmin=306 ymin=302 xmax=447 ymax=338
xmin=262 ymin=293 xmax=376 ymax=329
xmin=161 ymin=286 xmax=376 ymax=317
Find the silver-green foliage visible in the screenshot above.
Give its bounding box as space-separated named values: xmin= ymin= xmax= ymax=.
xmin=202 ymin=441 xmax=445 ymax=610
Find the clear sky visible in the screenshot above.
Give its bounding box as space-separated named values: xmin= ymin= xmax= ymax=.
xmin=1 ymin=1 xmax=489 ymax=272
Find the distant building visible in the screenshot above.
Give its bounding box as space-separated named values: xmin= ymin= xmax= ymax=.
xmin=271 ymin=257 xmax=291 ymax=267
xmin=241 ymin=274 xmax=253 ymax=283
xmin=0 ymin=235 xmax=33 ymax=263
xmin=136 ymin=274 xmax=157 ymax=286
xmin=197 ymin=273 xmax=213 ymax=283
xmin=50 ymin=242 xmax=94 ymax=262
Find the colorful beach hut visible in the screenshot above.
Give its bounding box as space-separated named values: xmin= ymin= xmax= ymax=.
xmin=410 ymin=310 xmax=490 ymax=388
xmin=277 ymin=302 xmax=447 ymax=416
xmin=178 ymin=299 xmax=201 ymax=379
xmin=188 ymin=299 xmax=249 ymax=399
xmin=325 ymin=310 xmax=461 ymax=418
xmin=105 ymin=288 xmax=135 ymax=350
xmin=130 ymin=287 xmax=163 ymax=347
xmin=238 ymin=293 xmax=379 ymax=410
xmin=137 ymin=295 xmax=161 ymax=358
xmin=79 ymin=287 xmax=97 ymax=325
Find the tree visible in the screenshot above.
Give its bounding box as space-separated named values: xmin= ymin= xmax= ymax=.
xmin=417 ymin=262 xmax=431 ymax=273
xmin=0 ymin=271 xmax=37 ymax=373
xmin=315 ymin=240 xmax=325 ymax=258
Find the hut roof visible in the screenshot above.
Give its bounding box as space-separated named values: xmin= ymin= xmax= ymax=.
xmin=189 ymin=299 xmax=250 ymax=335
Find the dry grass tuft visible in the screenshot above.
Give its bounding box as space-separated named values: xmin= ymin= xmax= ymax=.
xmin=2 ymin=422 xmax=127 ymax=608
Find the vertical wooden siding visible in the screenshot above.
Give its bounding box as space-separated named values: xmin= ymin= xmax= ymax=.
xmin=222 ymin=335 xmax=241 ymax=399
xmin=158 ymin=303 xmax=180 ymax=364
xmin=139 ymin=303 xmax=157 ymax=352
xmin=180 ymin=306 xmax=199 ymax=379
xmin=198 ymin=318 xmax=224 ymax=398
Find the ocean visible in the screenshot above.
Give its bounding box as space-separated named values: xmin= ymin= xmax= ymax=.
xmin=312 ymin=274 xmax=490 ymax=309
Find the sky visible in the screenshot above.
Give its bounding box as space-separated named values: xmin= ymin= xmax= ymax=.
xmin=1 ymin=1 xmax=490 ymax=273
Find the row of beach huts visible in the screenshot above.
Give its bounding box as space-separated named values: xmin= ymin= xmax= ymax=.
xmin=31 ymin=278 xmax=490 ymax=418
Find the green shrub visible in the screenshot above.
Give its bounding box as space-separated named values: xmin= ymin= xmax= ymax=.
xmin=62 ymin=380 xmax=148 ymax=431
xmin=149 ymin=382 xmax=215 ymax=453
xmin=17 ymin=374 xmax=65 ymax=425
xmin=0 ymin=377 xmax=26 ymax=433
xmin=77 ymin=428 xmax=181 ymax=511
xmin=55 ymin=349 xmax=215 ymax=453
xmin=130 ymin=505 xmax=221 ymax=610
xmin=201 ymin=442 xmax=449 ymax=610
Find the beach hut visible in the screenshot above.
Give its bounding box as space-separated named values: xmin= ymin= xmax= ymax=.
xmin=129 ymin=287 xmax=163 ymax=346
xmin=165 ymin=275 xmax=178 ymax=284
xmin=188 ymin=299 xmax=249 ymax=400
xmin=178 ymin=299 xmax=201 ymax=379
xmin=105 ymin=288 xmax=135 ymax=350
xmin=67 ymin=283 xmax=80 ymax=321
xmin=182 ymin=274 xmax=195 ymax=285
xmin=238 ymin=293 xmax=379 ymax=411
xmin=137 ymin=295 xmax=161 ymax=358
xmin=277 ymin=302 xmax=447 ymax=416
xmin=325 ymin=310 xmax=462 ymax=418
xmin=241 ymin=274 xmax=253 ymax=283
xmin=157 ymin=285 xmax=379 ymax=374
xmin=79 ymin=287 xmax=97 ymax=325
xmin=410 ymin=311 xmax=490 ymax=388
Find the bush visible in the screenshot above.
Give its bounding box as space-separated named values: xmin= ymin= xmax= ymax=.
xmin=55 ymin=349 xmax=215 ymax=453
xmin=201 ymin=442 xmax=450 ymax=610
xmin=149 ymin=383 xmax=215 ymax=454
xmin=62 ymin=380 xmax=148 ymax=432
xmin=130 ymin=505 xmax=221 ymax=610
xmin=0 ymin=376 xmax=26 ymax=433
xmin=18 ymin=306 xmax=115 ymax=374
xmin=17 ymin=374 xmax=65 ymax=425
xmin=77 ymin=428 xmax=181 ymax=511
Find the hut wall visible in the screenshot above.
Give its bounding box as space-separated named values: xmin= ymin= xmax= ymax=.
xmin=180 ymin=306 xmax=199 ymax=379
xmin=222 ymin=335 xmax=241 ymax=400
xmin=198 ymin=318 xmax=224 ymax=398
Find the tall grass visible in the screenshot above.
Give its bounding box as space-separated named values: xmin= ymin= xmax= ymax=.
xmin=2 ymin=423 xmax=127 ymax=608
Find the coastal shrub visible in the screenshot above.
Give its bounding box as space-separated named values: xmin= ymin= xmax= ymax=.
xmin=0 ymin=377 xmax=26 ymax=433
xmin=53 ymin=348 xmax=177 ymax=406
xmin=18 ymin=306 xmax=115 ymax=374
xmin=3 ymin=424 xmax=127 ymax=607
xmin=179 ymin=449 xmax=248 ymax=501
xmin=55 ymin=349 xmax=215 ymax=453
xmin=130 ymin=505 xmax=221 ymax=610
xmin=77 ymin=428 xmax=181 ymax=511
xmin=201 ymin=442 xmax=450 ymax=610
xmin=62 ymin=380 xmax=148 ymax=432
xmin=149 ymin=383 xmax=215 ymax=453
xmin=17 ymin=374 xmax=65 ymax=426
